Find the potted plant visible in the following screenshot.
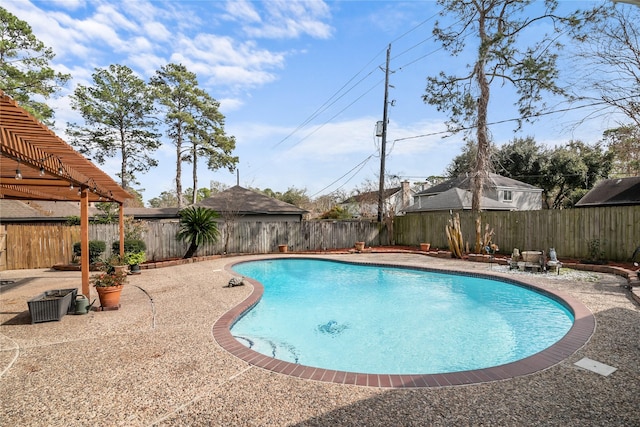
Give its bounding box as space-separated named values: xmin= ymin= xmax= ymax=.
xmin=124 ymin=251 xmax=146 ymax=274
xmin=105 ymin=253 xmax=128 ymax=274
xmin=91 ymin=270 xmax=127 ymax=309
xmin=354 ymin=241 xmax=365 ymax=251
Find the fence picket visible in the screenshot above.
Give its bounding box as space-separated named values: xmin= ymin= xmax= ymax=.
xmin=3 ymin=207 xmax=638 ymax=270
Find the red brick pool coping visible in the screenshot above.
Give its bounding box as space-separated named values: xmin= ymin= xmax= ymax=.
xmin=213 ymin=257 xmax=596 ymax=388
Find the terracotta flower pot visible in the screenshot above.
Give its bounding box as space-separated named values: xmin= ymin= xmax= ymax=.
xmin=420 ymin=243 xmax=431 ymax=251
xmin=278 ymin=244 xmax=288 ymax=253
xmin=354 ymin=242 xmax=365 ymax=251
xmin=96 ymin=285 xmax=124 ymax=309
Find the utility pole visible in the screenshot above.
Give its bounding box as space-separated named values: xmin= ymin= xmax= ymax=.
xmin=377 ymin=44 xmax=391 ymax=223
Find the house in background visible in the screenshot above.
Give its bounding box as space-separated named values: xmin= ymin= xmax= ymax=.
xmin=1 ymin=186 xmax=307 ymax=224
xmin=575 ymin=176 xmax=640 ymax=207
xmin=194 ymin=185 xmax=307 ymax=221
xmin=338 ymin=181 xmax=414 ymax=218
xmin=0 ymin=200 xmax=179 ymax=223
xmin=407 ymin=173 xmax=543 ymax=212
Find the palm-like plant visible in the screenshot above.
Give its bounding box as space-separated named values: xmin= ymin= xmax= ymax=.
xmin=176 ymin=206 xmax=220 ymax=258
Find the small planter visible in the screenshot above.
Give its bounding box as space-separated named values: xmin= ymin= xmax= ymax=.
xmin=420 ymin=243 xmax=431 ymax=252
xmin=278 ymin=244 xmax=288 ymax=253
xmin=113 ymin=265 xmax=128 ymax=274
xmin=354 ymin=242 xmax=365 ymax=251
xmin=28 ymin=288 xmax=77 ymax=324
xmin=129 ymin=264 xmax=141 ymax=274
xmin=96 ymin=285 xmax=124 ymax=310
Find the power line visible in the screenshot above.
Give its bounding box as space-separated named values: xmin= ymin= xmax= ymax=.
xmin=286 ymin=77 xmax=385 ymax=150
xmin=309 ymin=154 xmax=375 ymax=198
xmin=391 ymin=96 xmax=638 ymax=143
xmin=273 ymin=12 xmax=443 ymax=150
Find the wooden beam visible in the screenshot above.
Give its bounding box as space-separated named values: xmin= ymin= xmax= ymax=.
xmin=81 ymin=188 xmax=90 ymax=297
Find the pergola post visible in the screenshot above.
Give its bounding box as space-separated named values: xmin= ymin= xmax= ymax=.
xmin=80 ymin=187 xmax=90 ymax=297
xmin=119 ymin=203 xmax=125 ymax=258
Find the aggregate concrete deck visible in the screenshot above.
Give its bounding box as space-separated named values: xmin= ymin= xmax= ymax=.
xmin=1 ymin=253 xmax=638 ymax=426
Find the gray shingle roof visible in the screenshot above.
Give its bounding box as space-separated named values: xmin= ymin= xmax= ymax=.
xmin=575 ymin=177 xmax=640 ymax=207
xmin=416 ymin=173 xmax=540 ymax=196
xmin=194 ymin=185 xmax=307 ymax=215
xmin=0 ymin=200 xmax=179 ymax=221
xmin=340 ymin=186 xmax=402 ymax=204
xmin=0 ymin=200 xmax=93 ymax=219
xmin=406 ymin=188 xmax=513 ymax=212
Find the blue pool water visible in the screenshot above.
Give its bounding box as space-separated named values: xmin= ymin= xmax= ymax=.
xmin=230 ymin=259 xmax=574 ymax=375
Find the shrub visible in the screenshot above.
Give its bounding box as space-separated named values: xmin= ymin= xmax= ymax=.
xmin=112 ymin=239 xmax=147 ymax=253
xmin=176 ymin=206 xmax=220 ymax=258
xmin=73 ymin=240 xmax=106 ymax=263
xmin=123 ymin=251 xmax=146 ymax=266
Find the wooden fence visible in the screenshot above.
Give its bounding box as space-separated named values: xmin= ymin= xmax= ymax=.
xmin=395 ymin=205 xmax=640 ymax=262
xmin=2 ymin=220 xmax=388 ymax=270
xmin=3 ymin=206 xmax=638 ymax=270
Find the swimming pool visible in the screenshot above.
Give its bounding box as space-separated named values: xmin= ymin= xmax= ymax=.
xmin=213 ymin=256 xmax=595 ymax=387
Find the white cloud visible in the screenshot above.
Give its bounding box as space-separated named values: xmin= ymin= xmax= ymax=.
xmin=241 ymin=0 xmax=333 ymax=39
xmin=142 ymin=21 xmax=172 ymax=42
xmin=169 ymin=34 xmax=285 ymax=88
xmin=224 ymin=0 xmax=261 ymax=23
xmin=218 ymin=97 xmax=244 ymax=113
xmin=47 ymin=0 xmax=85 ymax=11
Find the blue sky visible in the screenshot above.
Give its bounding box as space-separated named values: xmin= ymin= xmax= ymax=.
xmin=4 ymin=0 xmax=622 ymax=205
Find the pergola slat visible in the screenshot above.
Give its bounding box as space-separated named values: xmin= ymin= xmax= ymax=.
xmin=1 ymin=91 xmax=131 ymax=204
xmin=1 ymin=90 xmax=132 ymax=297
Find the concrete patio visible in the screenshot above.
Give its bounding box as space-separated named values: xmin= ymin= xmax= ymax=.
xmin=1 ymin=253 xmax=638 ymax=426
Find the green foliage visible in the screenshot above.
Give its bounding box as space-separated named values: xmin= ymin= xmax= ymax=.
xmin=112 ymin=239 xmax=146 ymax=254
xmin=67 ymin=64 xmax=161 ymax=189
xmin=123 ymin=251 xmax=146 ymax=266
xmin=176 ymin=206 xmax=220 ymax=258
xmin=602 ymin=125 xmax=640 ymax=177
xmin=587 ymin=239 xmax=605 ymax=262
xmin=66 ymin=216 xmax=81 ymax=226
xmin=73 ymin=240 xmax=106 ymax=264
xmin=424 ymin=0 xmax=594 ymax=132
xmin=184 ymin=187 xmax=212 ymax=204
xmin=92 ymin=202 xmax=119 ymax=224
xmin=91 ymin=270 xmax=127 ymax=287
xmin=541 ymin=141 xmax=613 ymax=209
xmin=123 ymin=216 xmax=146 ymax=240
xmin=148 ymin=190 xmax=179 ymax=208
xmin=0 ymin=7 xmax=71 ymax=124
xmin=447 ymin=137 xmax=613 ymax=209
xmin=424 ymin=0 xmax=600 ymax=217
xmin=319 ymin=206 xmax=352 ymax=220
xmin=150 ymin=63 xmax=238 ymax=207
xmin=251 ymin=186 xmax=310 ymax=208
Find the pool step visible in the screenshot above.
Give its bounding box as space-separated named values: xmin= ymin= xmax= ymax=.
xmin=234 ymin=335 xmax=299 ymax=363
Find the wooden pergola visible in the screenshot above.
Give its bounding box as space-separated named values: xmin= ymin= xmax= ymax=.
xmin=0 ymin=90 xmax=132 ymax=297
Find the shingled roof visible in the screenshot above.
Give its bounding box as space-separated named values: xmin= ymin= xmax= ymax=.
xmin=194 ymin=185 xmax=307 ymax=215
xmin=0 ymin=200 xmax=179 ymax=222
xmin=340 ymin=186 xmax=403 ymax=204
xmin=575 ymin=177 xmax=640 ymax=207
xmin=416 ymin=173 xmax=540 ymax=196
xmin=405 ymin=188 xmax=513 ymax=212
